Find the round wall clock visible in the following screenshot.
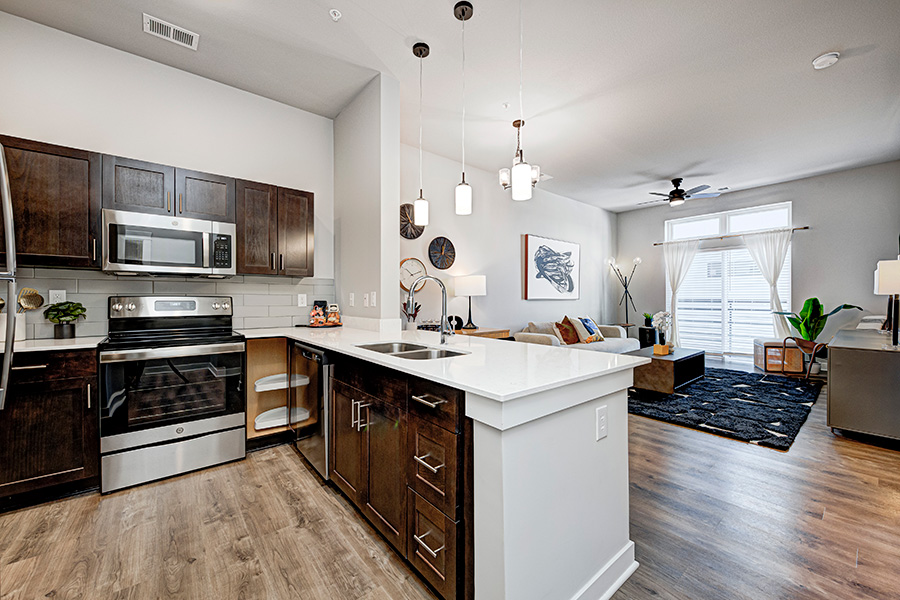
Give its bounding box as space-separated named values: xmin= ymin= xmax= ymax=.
xmin=400 ymin=203 xmax=425 ymax=240
xmin=400 ymin=257 xmax=428 ymax=292
xmin=428 ymin=236 xmax=456 ymax=270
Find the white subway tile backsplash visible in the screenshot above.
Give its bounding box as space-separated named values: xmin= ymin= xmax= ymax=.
xmin=243 ymin=316 xmax=292 ymax=329
xmin=16 ymin=278 xmax=78 ymax=293
xmin=33 ymin=268 xmax=107 ymax=280
xmin=233 ymin=305 xmax=269 ymax=318
xmin=244 ymin=294 xmax=291 ymax=306
xmin=152 ymin=281 xmax=219 ymax=294
xmin=215 ymin=283 xmax=270 ymax=294
xmin=268 ymin=305 xmax=307 ymax=317
xmin=77 ymin=279 xmax=154 ymax=294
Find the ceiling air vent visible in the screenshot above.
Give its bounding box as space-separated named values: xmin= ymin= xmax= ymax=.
xmin=142 ymin=13 xmax=199 ymax=51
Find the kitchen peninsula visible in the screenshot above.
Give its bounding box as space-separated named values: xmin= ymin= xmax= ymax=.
xmin=241 ymin=325 xmax=650 ymax=600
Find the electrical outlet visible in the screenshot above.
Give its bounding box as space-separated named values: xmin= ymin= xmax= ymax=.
xmin=349 ymin=293 xmax=355 ymax=307
xmin=596 ymin=405 xmax=608 ymax=441
xmin=370 ymin=291 xmax=376 ymax=307
xmin=363 ymin=293 xmax=369 ymax=307
xmin=49 ymin=289 xmax=66 ymax=304
xmin=297 ymin=293 xmax=307 ymax=307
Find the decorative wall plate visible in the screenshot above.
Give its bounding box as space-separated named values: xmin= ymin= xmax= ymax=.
xmin=400 ymin=203 xmax=425 ymax=239
xmin=400 ymin=257 xmax=428 ymax=292
xmin=428 ymin=236 xmax=456 ymax=270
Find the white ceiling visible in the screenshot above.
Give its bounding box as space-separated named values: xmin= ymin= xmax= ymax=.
xmin=2 ymin=0 xmax=899 ymax=212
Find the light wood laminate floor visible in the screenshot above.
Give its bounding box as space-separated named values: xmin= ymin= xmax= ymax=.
xmin=2 ymin=385 xmax=899 ymax=599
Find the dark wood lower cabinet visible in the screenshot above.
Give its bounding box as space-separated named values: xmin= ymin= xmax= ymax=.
xmin=0 ymin=350 xmax=98 ymax=507
xmin=330 ymin=363 xmax=471 ymax=600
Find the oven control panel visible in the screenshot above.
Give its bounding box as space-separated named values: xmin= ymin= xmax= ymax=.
xmin=109 ymin=296 xmax=234 ymax=318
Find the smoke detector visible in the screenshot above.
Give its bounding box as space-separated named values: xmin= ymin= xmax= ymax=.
xmin=812 ymin=51 xmax=839 ymax=70
xmin=142 ymin=13 xmax=200 ymax=51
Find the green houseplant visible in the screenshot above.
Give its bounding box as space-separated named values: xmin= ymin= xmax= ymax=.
xmin=776 ymin=298 xmax=862 ymax=345
xmin=43 ymin=301 xmax=87 ymax=339
xmin=642 ymin=312 xmax=653 ymax=327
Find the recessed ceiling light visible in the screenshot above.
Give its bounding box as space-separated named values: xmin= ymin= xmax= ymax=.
xmin=812 ymin=51 xmax=840 ymax=70
xmin=329 ymin=9 xmax=342 ymax=22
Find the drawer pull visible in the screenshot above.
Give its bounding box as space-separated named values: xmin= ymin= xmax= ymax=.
xmin=414 ymin=453 xmax=444 ymax=473
xmin=412 ymin=394 xmax=447 ymax=409
xmin=413 ymin=531 xmax=444 ymax=558
xmin=356 ymin=403 xmax=371 ymax=431
xmin=11 ymin=364 xmax=48 ymax=371
xmin=350 ymin=399 xmax=359 ymax=428
xmin=87 ymin=383 xmax=91 ymax=409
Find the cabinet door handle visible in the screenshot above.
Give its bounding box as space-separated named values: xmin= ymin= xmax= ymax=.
xmin=413 ymin=531 xmax=444 ymax=558
xmin=179 ymin=193 xmax=183 ymax=214
xmin=413 ymin=453 xmax=444 ymax=473
xmin=167 ymin=191 xmax=171 ymax=213
xmin=271 ymin=253 xmax=276 ymax=271
xmin=87 ymin=383 xmax=91 ymax=409
xmin=280 ymin=254 xmax=284 ymax=272
xmin=356 ymin=403 xmax=371 ymax=431
xmin=91 ymin=236 xmax=97 ymax=262
xmin=412 ymin=394 xmax=446 ymax=409
xmin=11 ymin=364 xmax=48 ymax=371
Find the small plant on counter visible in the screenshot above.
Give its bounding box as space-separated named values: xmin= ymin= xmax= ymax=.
xmin=43 ymin=301 xmax=87 ymax=339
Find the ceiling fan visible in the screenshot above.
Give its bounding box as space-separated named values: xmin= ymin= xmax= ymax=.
xmin=638 ymin=178 xmax=722 ymax=207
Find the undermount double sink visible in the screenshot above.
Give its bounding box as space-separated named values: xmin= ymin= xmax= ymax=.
xmin=356 ymin=342 xmax=467 ymax=360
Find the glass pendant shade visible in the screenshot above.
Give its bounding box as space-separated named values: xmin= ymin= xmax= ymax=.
xmin=511 ymin=161 xmax=533 ymax=201
xmin=499 ymin=168 xmax=511 ymax=188
xmin=669 ymin=197 xmax=685 ymax=207
xmin=455 ymin=180 xmax=472 ymax=215
xmin=530 ymin=164 xmax=541 ymax=183
xmin=414 ymin=193 xmax=429 ymax=226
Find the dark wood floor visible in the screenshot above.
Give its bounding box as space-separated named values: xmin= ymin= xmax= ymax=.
xmin=2 ymin=381 xmax=898 ymax=599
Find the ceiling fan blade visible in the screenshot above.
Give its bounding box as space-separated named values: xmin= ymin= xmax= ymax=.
xmin=684 ymin=185 xmax=710 ymax=195
xmin=637 ymin=198 xmax=667 ymax=206
xmin=686 ymin=192 xmax=721 ymax=199
xmin=649 ymin=192 xmax=670 ymax=197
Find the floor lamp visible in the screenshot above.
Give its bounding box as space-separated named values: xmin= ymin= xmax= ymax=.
xmin=609 ymin=257 xmax=640 ymax=325
xmin=875 ymin=259 xmax=900 ymax=348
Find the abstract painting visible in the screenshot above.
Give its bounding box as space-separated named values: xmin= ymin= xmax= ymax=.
xmin=524 ymin=234 xmax=580 ymax=300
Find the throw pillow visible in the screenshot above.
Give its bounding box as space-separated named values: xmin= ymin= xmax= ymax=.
xmin=578 ymin=317 xmax=606 ymax=342
xmin=569 ymin=317 xmax=593 ymax=343
xmin=555 ymin=317 xmax=581 ymax=345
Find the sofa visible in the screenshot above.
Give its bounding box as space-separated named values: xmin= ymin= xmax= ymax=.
xmin=513 ymin=321 xmax=640 ymax=354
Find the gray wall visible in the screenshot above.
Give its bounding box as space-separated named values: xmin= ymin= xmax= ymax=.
xmin=17 ymin=270 xmax=335 ymax=339
xmin=400 ymin=145 xmax=619 ymax=332
xmin=615 ymin=160 xmax=900 ymax=342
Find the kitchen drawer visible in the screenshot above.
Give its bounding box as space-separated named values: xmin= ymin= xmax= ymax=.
xmin=9 ymin=350 xmax=96 ymax=383
xmin=332 ymin=356 xmax=406 ymax=409
xmin=408 ymin=377 xmax=462 ymax=433
xmin=408 ymin=416 xmax=459 ymax=519
xmin=408 ymin=489 xmax=458 ymax=600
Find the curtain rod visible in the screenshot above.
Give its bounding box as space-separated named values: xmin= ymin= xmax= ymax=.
xmin=652 ymin=226 xmax=809 ymax=247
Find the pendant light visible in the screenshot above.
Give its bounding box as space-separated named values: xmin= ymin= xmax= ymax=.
xmin=498 ymin=0 xmax=539 ymax=201
xmin=413 ymin=42 xmax=430 ymax=226
xmin=454 ymin=2 xmax=474 ymax=216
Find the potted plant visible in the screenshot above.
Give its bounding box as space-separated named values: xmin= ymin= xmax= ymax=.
xmin=776 ymin=298 xmax=862 ymax=352
xmin=652 ymin=311 xmax=672 ymax=346
xmin=43 ymin=301 xmax=87 ymax=339
xmin=642 ymin=312 xmax=653 ymax=327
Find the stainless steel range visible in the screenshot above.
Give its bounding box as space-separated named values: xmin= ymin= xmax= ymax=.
xmin=98 ymin=296 xmax=246 ymax=493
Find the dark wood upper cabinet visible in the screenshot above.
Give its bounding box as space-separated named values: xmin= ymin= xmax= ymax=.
xmin=278 ymin=187 xmax=314 ymax=277
xmin=235 ymin=182 xmax=314 ymax=277
xmin=103 ymin=156 xmax=234 ymax=223
xmin=102 ymin=155 xmax=175 ymax=216
xmin=175 ymin=168 xmax=235 ymax=222
xmin=0 ymin=350 xmax=99 ymax=501
xmin=0 ymin=135 xmax=101 ymax=268
xmin=235 ymin=180 xmax=278 ymax=275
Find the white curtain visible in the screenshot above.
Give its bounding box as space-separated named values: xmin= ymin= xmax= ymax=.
xmin=663 ymin=239 xmax=700 ymax=347
xmin=744 ymin=228 xmax=793 ymax=339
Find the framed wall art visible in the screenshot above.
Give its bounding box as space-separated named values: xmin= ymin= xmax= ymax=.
xmin=524 ymin=234 xmax=580 ymax=300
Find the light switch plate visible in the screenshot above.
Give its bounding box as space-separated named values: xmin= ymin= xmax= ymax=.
xmin=297 ymin=293 xmax=307 ymax=307
xmin=49 ymin=289 xmax=66 ymax=304
xmin=348 ymin=293 xmax=355 ymax=307
xmin=363 ymin=293 xmax=369 ymax=308
xmin=371 ymin=291 xmax=377 ymax=307
xmin=596 ymin=405 xmax=608 ymax=441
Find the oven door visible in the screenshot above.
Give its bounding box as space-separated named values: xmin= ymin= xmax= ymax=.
xmin=99 ymin=342 xmax=245 ymax=438
xmin=102 ymin=208 xmax=212 ymax=275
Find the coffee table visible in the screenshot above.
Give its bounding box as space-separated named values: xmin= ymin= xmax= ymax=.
xmin=625 ymin=347 xmax=705 ymax=394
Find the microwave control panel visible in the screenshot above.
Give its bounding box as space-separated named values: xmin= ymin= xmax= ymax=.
xmin=212 ymin=235 xmax=232 ymax=268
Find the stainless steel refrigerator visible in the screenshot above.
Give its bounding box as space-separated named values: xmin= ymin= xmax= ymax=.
xmin=0 ymin=141 xmax=18 ymax=411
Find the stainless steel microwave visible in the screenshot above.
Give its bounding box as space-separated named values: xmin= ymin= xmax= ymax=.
xmin=102 ymin=209 xmax=236 ymax=277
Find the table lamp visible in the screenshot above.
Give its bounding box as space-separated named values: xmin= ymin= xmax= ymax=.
xmin=874 ymin=258 xmax=900 ymax=347
xmin=455 ymin=275 xmax=486 ymax=330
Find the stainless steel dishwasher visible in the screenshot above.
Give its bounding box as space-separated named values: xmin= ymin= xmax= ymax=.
xmin=289 ymin=342 xmax=333 ymax=479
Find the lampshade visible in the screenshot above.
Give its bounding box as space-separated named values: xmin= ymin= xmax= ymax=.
xmin=874 ymin=260 xmax=900 ymax=295
xmin=414 ymin=194 xmax=429 ymax=226
xmin=455 ymin=275 xmax=486 ymax=297
xmin=455 ymin=181 xmax=472 ymax=215
xmin=511 ymin=161 xmax=533 ymax=201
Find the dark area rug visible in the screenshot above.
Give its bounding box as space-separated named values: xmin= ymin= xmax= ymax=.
xmin=628 ymin=367 xmax=823 ymax=450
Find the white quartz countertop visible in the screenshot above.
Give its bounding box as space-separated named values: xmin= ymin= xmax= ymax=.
xmin=238 ymin=326 xmax=649 ymax=402
xmin=10 ymin=336 xmax=107 ymax=353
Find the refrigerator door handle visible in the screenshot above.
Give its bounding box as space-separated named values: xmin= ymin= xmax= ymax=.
xmin=0 ymin=142 xmax=18 ymax=411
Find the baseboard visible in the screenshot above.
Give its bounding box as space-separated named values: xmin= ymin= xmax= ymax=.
xmin=569 ymin=541 xmax=638 ymax=600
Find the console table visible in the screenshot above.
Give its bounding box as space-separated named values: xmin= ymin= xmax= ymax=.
xmin=827 ymin=329 xmax=900 ymax=440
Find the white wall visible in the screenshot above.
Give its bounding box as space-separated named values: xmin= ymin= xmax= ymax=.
xmin=616 ymin=160 xmax=900 ymax=341
xmin=334 ymin=74 xmax=401 ymax=329
xmin=400 ymin=145 xmax=618 ymax=332
xmin=0 ymin=11 xmax=335 ymax=278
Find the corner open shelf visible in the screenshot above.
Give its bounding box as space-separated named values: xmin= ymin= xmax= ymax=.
xmin=253 ymin=373 xmax=310 ymax=393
